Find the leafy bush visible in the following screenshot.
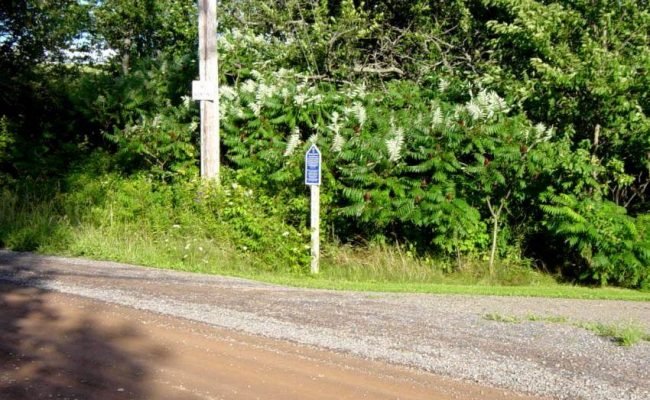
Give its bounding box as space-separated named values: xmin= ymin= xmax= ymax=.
xmin=542 ymin=193 xmax=650 ymax=287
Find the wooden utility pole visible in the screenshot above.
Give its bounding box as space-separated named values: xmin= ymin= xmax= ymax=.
xmin=196 ymin=0 xmax=220 ymax=182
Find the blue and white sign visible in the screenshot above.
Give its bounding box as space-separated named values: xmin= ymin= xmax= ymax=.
xmin=305 ymin=144 xmax=322 ymax=186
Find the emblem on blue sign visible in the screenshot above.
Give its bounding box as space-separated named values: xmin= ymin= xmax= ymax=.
xmin=305 ymin=144 xmax=322 ymax=186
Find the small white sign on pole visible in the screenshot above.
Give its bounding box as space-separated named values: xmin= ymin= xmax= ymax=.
xmin=305 ymin=145 xmax=321 ymax=186
xmin=305 ymin=144 xmax=321 ymax=274
xmin=192 ymin=80 xmax=217 ymax=101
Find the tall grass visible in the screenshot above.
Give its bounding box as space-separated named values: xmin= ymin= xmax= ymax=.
xmin=320 ymin=243 xmax=556 ymax=286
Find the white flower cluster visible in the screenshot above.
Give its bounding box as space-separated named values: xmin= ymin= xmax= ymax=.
xmin=241 ymin=79 xmax=257 ymax=94
xmin=343 ymin=82 xmax=367 ymax=100
xmin=217 ymin=35 xmax=235 ymax=52
xmin=465 ymin=89 xmax=510 ymax=121
xmin=332 ymin=133 xmax=345 ymax=153
xmin=284 ymin=127 xmax=302 ymax=157
xmin=291 ymin=83 xmax=324 ymax=108
xmin=431 ymin=105 xmax=443 ymax=127
xmin=531 ymin=122 xmax=554 ymax=142
xmin=220 ymin=85 xmax=237 ymax=101
xmin=327 ymin=111 xmax=342 ymax=135
xmin=386 ymin=117 xmax=405 ymax=162
xmin=344 ymin=102 xmax=366 ymax=127
xmin=438 ymin=78 xmax=450 ymax=93
xmin=328 ymin=111 xmax=346 ymax=153
xmin=231 ymin=73 xmax=279 ymax=118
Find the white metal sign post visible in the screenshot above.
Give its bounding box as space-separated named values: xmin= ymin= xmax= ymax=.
xmin=305 ymin=144 xmax=322 ymax=274
xmin=193 ymin=0 xmax=220 ymax=182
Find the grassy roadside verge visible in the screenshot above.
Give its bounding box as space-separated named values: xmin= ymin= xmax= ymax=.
xmin=1 ymin=174 xmax=649 ymax=302
xmin=10 ymin=241 xmax=650 ymax=301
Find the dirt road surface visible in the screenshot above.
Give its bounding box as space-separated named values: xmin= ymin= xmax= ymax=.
xmin=0 ymin=251 xmax=648 ymax=400
xmin=0 ymin=284 xmax=537 ymax=400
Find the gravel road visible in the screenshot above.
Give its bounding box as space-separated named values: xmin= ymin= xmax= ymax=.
xmin=0 ymin=250 xmax=648 ymax=400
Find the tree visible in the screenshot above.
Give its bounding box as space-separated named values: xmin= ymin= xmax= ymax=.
xmin=93 ymin=0 xmax=196 ymax=74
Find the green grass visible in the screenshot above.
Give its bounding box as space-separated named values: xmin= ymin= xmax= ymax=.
xmin=483 ymin=312 xmax=521 ymax=323
xmin=1 ymin=179 xmax=650 ymax=302
xmin=525 ymin=314 xmax=568 ymax=323
xmin=578 ymin=322 xmax=650 ymax=347
xmin=483 ymin=312 xmax=650 ymax=346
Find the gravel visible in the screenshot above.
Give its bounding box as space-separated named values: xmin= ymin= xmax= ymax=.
xmin=0 ymin=250 xmax=648 ymax=400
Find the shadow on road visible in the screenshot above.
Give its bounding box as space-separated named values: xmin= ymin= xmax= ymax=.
xmin=0 ymin=256 xmax=169 ymax=399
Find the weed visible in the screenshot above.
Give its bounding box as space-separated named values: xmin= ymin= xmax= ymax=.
xmin=483 ymin=313 xmax=521 ymax=323
xmin=525 ymin=314 xmax=568 ymax=324
xmin=578 ymin=322 xmax=650 ymax=347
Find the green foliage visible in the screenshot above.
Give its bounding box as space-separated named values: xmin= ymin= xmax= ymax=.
xmin=0 ymin=0 xmax=90 ymax=67
xmin=0 ymin=116 xmax=13 ymax=163
xmin=542 ymin=193 xmax=650 ymax=287
xmin=2 ymin=0 xmax=649 ymax=289
xmin=1 ymin=164 xmax=310 ymax=273
xmin=481 ymin=0 xmax=650 ymax=212
xmin=94 ymin=0 xmax=196 ymax=73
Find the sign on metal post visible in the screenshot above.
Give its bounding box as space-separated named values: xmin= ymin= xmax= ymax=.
xmin=305 ymin=145 xmax=321 ymax=274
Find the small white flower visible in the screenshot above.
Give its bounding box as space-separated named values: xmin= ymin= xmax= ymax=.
xmin=348 ymin=82 xmax=367 ymax=99
xmin=327 ymin=111 xmax=341 ymax=135
xmin=284 ymin=128 xmax=301 ymax=157
xmin=332 ymin=132 xmax=345 ymax=153
xmin=309 ymin=94 xmax=324 ymax=104
xmin=543 ymin=126 xmax=554 ymax=142
xmin=534 ymin=123 xmax=547 ymax=138
xmin=241 ymin=79 xmax=257 ymax=94
xmin=280 ymin=88 xmax=290 ymax=100
xmin=308 ymin=133 xmax=318 ymax=144
xmin=386 ymin=126 xmax=405 ymax=162
xmin=256 ymin=83 xmax=273 ymax=101
xmin=282 ymin=231 xmax=290 ymax=237
xmin=276 ymin=68 xmax=292 ymax=78
xmin=352 ymin=102 xmax=367 ymax=127
xmin=218 ymin=36 xmax=234 ymax=52
xmin=466 ymin=99 xmax=484 ymax=121
xmin=431 ymin=107 xmax=443 ymax=127
xmin=231 ymin=28 xmax=243 ymax=40
xmin=488 ymin=91 xmax=509 ymax=113
xmin=172 ymin=224 xmax=181 ymax=229
xmin=294 ymin=93 xmax=308 ymax=107
xmin=250 ymin=69 xmax=262 ymax=80
xmin=248 ymin=101 xmax=262 ymax=117
xmin=220 ymin=85 xmax=237 ymax=101
xmin=438 ymin=78 xmax=449 ymax=93
xmin=235 ymin=107 xmax=246 ymax=119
